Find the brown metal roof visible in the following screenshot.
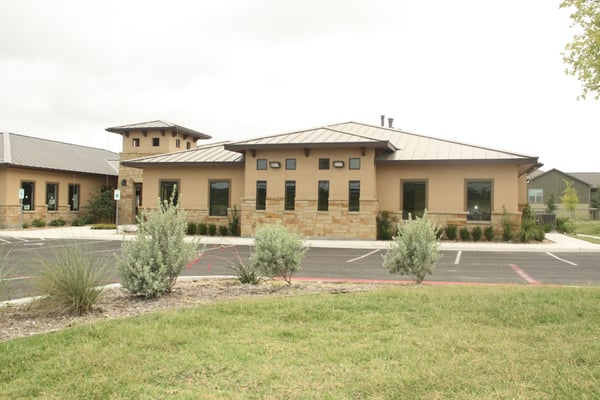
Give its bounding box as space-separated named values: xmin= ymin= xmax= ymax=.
xmin=122 ymin=141 xmax=243 ymax=167
xmin=0 ymin=132 xmax=119 ymax=175
xmin=105 ymin=120 xmax=212 ymax=141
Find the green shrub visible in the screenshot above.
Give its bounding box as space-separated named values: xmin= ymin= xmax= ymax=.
xmin=516 ymin=204 xmax=545 ymax=243
xmin=198 ymin=223 xmax=208 ymax=235
xmin=32 ymin=219 xmax=46 ymax=228
xmin=444 ymin=224 xmax=457 ymax=240
xmin=251 ymin=223 xmax=307 ymax=285
xmin=116 ymin=197 xmax=199 ymax=299
xmin=377 ymin=211 xmax=396 ymax=240
xmin=22 ymin=222 xmax=29 ymax=229
xmin=228 ymin=205 xmax=241 ymax=237
xmin=556 ymin=217 xmax=576 ymax=234
xmin=459 ymin=227 xmax=470 ymax=241
xmin=471 ymin=226 xmax=482 ymax=242
xmin=35 ymin=243 xmax=109 ymax=316
xmin=91 ymin=224 xmax=116 ymax=230
xmin=484 ymin=225 xmax=495 ymax=241
xmin=502 ymin=207 xmax=513 ymax=242
xmin=86 ymin=188 xmax=115 ymax=224
xmin=230 ymin=259 xmax=262 ymax=285
xmin=218 ymin=225 xmax=229 ymax=236
xmin=71 ymin=217 xmax=86 ymax=226
xmin=383 ymin=213 xmax=441 ymax=284
xmin=208 ymin=223 xmax=217 ymax=236
xmin=49 ymin=218 xmax=66 ymax=227
xmin=187 ymin=222 xmax=197 ymax=235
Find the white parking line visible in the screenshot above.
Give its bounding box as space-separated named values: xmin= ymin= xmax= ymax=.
xmin=454 ymin=250 xmax=462 ymax=265
xmin=347 ymin=249 xmax=380 ymax=263
xmin=546 ymin=252 xmax=577 ymax=266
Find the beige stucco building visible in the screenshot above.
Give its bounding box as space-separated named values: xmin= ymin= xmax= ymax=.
xmin=0 ymin=133 xmax=118 ymax=228
xmin=118 ymin=120 xmax=541 ymax=240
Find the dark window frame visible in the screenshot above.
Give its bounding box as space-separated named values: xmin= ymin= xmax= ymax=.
xmin=318 ymin=180 xmax=329 ymax=211
xmin=318 ymin=158 xmax=330 ymax=170
xmin=257 ymin=159 xmax=267 ymax=170
xmin=285 ymin=180 xmax=296 ymax=211
xmin=209 ymin=180 xmax=230 ymax=216
xmin=46 ymin=183 xmax=58 ymax=211
xmin=466 ymin=180 xmax=493 ymax=221
xmin=152 ymin=137 xmax=160 ymax=147
xmin=349 ymin=180 xmax=360 ymax=212
xmin=256 ymin=180 xmax=267 ymax=211
xmin=21 ymin=181 xmax=35 ymax=211
xmin=160 ymin=180 xmax=179 ymax=206
xmin=132 ymin=138 xmax=140 ymax=148
xmin=68 ymin=183 xmax=80 ymax=212
xmin=286 ymin=158 xmax=296 ymax=170
xmin=349 ymin=158 xmax=361 ymax=170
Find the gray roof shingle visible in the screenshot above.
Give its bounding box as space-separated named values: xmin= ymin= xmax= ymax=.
xmin=0 ymin=132 xmax=119 ymax=176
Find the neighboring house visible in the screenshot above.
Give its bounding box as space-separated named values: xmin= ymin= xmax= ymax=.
xmin=119 ymin=120 xmax=540 ymax=240
xmin=527 ymin=169 xmax=592 ymax=218
xmin=570 ymin=172 xmax=600 ymax=219
xmin=0 ymin=132 xmax=119 ymax=228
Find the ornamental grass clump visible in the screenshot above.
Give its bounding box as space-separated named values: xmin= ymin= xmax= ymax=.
xmin=35 ymin=243 xmax=109 ymax=316
xmin=251 ymin=223 xmax=307 ymax=285
xmin=117 ymin=196 xmax=199 ymax=299
xmin=383 ymin=212 xmax=441 ymax=284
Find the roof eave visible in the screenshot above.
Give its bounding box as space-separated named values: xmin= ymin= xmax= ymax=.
xmin=224 ymin=141 xmax=394 ymax=152
xmin=121 ymin=161 xmax=244 ymax=168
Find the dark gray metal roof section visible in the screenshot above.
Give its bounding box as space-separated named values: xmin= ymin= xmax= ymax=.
xmin=122 ymin=141 xmax=243 ymax=167
xmin=0 ymin=132 xmax=119 ymax=175
xmin=105 ymin=120 xmax=212 ymax=141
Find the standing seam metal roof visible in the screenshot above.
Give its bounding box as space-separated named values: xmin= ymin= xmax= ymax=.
xmin=105 ymin=120 xmax=212 ymax=140
xmin=122 ymin=141 xmax=244 ymax=166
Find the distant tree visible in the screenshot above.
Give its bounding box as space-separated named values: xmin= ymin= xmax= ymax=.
xmin=561 ymin=180 xmax=580 ymax=217
xmin=561 ymin=0 xmax=600 ymax=99
xmin=591 ymin=188 xmax=599 ymax=209
xmin=546 ymin=193 xmax=557 ymax=214
xmin=86 ymin=188 xmax=115 ymax=224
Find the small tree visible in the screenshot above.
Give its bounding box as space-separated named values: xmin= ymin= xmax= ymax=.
xmin=545 ymin=193 xmax=557 ymax=214
xmin=116 ymin=196 xmax=198 ymax=298
xmin=251 ymin=223 xmax=307 ymax=285
xmin=383 ymin=213 xmax=441 ymax=284
xmin=561 ymin=180 xmax=580 ymax=218
xmin=86 ymin=188 xmax=116 ymax=224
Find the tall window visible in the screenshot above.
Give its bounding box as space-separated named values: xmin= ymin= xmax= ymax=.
xmin=176 ymin=139 xmax=181 ymax=148
xmin=318 ymin=180 xmax=329 ymax=211
xmin=160 ymin=181 xmax=179 ymax=205
xmin=46 ymin=183 xmax=58 ymax=211
xmin=466 ymin=180 xmax=492 ymax=221
xmin=256 ymin=180 xmax=267 ymax=210
xmin=285 ymin=180 xmax=296 ymax=211
xmin=349 ymin=180 xmax=360 ymax=212
xmin=528 ymin=189 xmax=543 ymax=204
xmin=21 ymin=181 xmax=34 ymax=211
xmin=68 ymin=184 xmax=80 ymax=211
xmin=210 ymin=180 xmax=230 ymax=216
xmin=403 ymin=181 xmax=427 ymax=219
xmin=318 ymin=158 xmax=330 ymax=170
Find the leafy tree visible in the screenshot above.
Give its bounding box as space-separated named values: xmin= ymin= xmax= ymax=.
xmin=546 ymin=193 xmax=557 ymax=213
xmin=561 ymin=0 xmax=600 ymax=99
xmin=116 ymin=196 xmax=199 ymax=298
xmin=383 ymin=213 xmax=440 ymax=284
xmin=591 ymin=188 xmax=599 ymax=209
xmin=86 ymin=188 xmax=116 ymax=224
xmin=561 ymin=179 xmax=580 ymax=217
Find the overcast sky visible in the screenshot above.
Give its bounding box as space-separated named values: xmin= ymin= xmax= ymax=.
xmin=1 ymin=0 xmax=597 ymax=172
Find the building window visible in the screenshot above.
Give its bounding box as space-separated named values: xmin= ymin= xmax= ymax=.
xmin=349 ymin=158 xmax=361 ymax=170
xmin=176 ymin=139 xmax=181 ymax=148
xmin=257 ymin=159 xmax=267 ymax=170
xmin=160 ymin=181 xmax=179 ymax=205
xmin=68 ymin=184 xmax=80 ymax=211
xmin=318 ymin=158 xmax=330 ymax=170
xmin=528 ymin=188 xmax=543 ymax=204
xmin=132 ymin=138 xmax=140 ymax=148
xmin=285 ymin=180 xmax=296 ymax=211
xmin=152 ymin=137 xmax=160 ymax=147
xmin=21 ymin=181 xmax=34 ymax=211
xmin=186 ymin=142 xmax=191 ymax=150
xmin=349 ymin=180 xmax=360 ymax=212
xmin=318 ymin=180 xmax=329 ymax=211
xmin=256 ymin=181 xmax=267 ymax=211
xmin=403 ymin=181 xmax=427 ymax=219
xmin=46 ymin=183 xmax=58 ymax=211
xmin=286 ymin=158 xmax=296 ymax=170
xmin=210 ymin=180 xmax=230 ymax=216
xmin=466 ymin=180 xmax=492 ymax=221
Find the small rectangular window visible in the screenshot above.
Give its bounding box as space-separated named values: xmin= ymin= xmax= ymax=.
xmin=68 ymin=184 xmax=80 ymax=211
xmin=349 ymin=181 xmax=360 ymax=212
xmin=176 ymin=139 xmax=181 ymax=148
xmin=318 ymin=180 xmax=329 ymax=211
xmin=286 ymin=158 xmax=296 ymax=170
xmin=256 ymin=181 xmax=267 ymax=210
xmin=160 ymin=181 xmax=179 ymax=205
xmin=132 ymin=138 xmax=140 ymax=147
xmin=528 ymin=188 xmax=543 ymax=204
xmin=152 ymin=137 xmax=160 ymax=147
xmin=349 ymin=158 xmax=361 ymax=170
xmin=257 ymin=159 xmax=267 ymax=170
xmin=210 ymin=180 xmax=230 ymax=216
xmin=186 ymin=142 xmax=191 ymax=149
xmin=285 ymin=180 xmax=296 ymax=211
xmin=319 ymin=158 xmax=330 ymax=170
xmin=46 ymin=183 xmax=58 ymax=211
xmin=22 ymin=181 xmax=34 ymax=211
xmin=466 ymin=180 xmax=492 ymax=221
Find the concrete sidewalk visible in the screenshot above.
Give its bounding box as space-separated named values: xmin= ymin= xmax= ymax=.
xmin=0 ymin=226 xmax=598 ymax=252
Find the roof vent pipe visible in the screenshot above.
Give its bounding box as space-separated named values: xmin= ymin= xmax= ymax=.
xmin=380 ymin=115 xmax=385 ymax=127
xmin=388 ymin=117 xmax=394 ymax=128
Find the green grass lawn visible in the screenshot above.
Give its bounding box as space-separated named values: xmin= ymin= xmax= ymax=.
xmin=1 ymin=286 xmax=600 ymax=399
xmin=573 ymin=219 xmax=600 ymax=236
